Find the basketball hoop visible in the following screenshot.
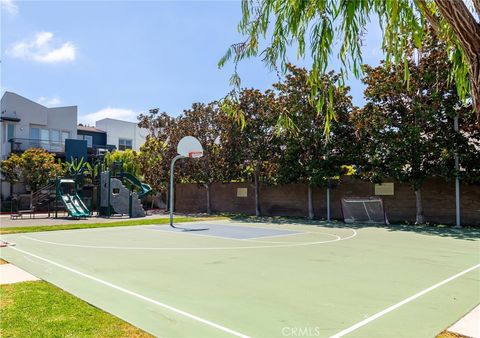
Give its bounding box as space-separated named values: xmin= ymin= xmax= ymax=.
xmin=188 ymin=151 xmax=203 ymax=158
xmin=170 ymin=136 xmax=208 ymax=231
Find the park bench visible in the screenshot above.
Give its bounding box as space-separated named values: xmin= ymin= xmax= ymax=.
xmin=10 ymin=209 xmax=35 ymax=220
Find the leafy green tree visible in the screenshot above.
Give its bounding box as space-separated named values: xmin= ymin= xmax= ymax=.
xmin=353 ymin=33 xmax=477 ymax=224
xmin=104 ymin=149 xmax=141 ymax=177
xmin=234 ymin=89 xmax=281 ymax=216
xmin=138 ymin=109 xmax=178 ymax=209
xmin=274 ymin=65 xmax=355 ymax=219
xmin=60 ymin=157 xmax=93 ymax=189
xmin=19 ymin=148 xmax=64 ymax=208
xmin=176 ymin=102 xmax=240 ymax=214
xmin=220 ymin=0 xmax=480 ymax=126
xmin=454 ymin=111 xmax=480 ymax=184
xmin=0 ymin=153 xmax=23 ymax=196
xmin=63 ymin=157 xmax=88 ymax=177
xmin=138 ymin=138 xmax=168 ymax=193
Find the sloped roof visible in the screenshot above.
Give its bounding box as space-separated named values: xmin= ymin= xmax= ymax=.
xmin=77 ymin=125 xmax=106 ymax=133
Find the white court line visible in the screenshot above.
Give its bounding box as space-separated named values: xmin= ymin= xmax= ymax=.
xmin=329 ymin=263 xmax=480 ymax=338
xmin=21 ymin=229 xmax=356 ymax=250
xmin=8 ymin=246 xmax=250 ymax=338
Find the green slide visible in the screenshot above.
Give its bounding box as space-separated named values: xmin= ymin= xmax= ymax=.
xmin=122 ymin=173 xmax=152 ymax=198
xmin=60 ymin=194 xmax=90 ymax=218
xmin=57 ymin=179 xmax=90 ymax=218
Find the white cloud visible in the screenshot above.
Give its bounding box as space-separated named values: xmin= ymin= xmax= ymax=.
xmin=1 ymin=0 xmax=18 ymax=16
xmin=38 ymin=96 xmax=61 ymax=106
xmin=80 ymin=107 xmax=140 ymax=125
xmin=7 ymin=31 xmax=76 ymax=63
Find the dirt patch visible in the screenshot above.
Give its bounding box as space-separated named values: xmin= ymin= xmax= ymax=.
xmin=0 ymin=284 xmax=14 ymax=309
xmin=436 ymin=330 xmax=469 ymax=338
xmin=120 ymin=323 xmax=154 ymax=337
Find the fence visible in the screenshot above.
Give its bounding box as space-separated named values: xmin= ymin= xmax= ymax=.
xmin=174 ymin=177 xmax=480 ymax=226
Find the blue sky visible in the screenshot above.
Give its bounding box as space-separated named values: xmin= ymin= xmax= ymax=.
xmin=1 ymin=0 xmax=383 ymax=125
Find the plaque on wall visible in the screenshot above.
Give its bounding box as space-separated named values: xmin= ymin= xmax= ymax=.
xmin=375 ymin=183 xmax=394 ymax=195
xmin=237 ymin=188 xmax=248 ymax=197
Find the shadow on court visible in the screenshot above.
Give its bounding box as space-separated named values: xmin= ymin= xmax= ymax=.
xmin=228 ymin=215 xmax=480 ymax=241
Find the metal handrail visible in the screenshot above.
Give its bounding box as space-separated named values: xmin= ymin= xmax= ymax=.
xmin=9 ymin=138 xmax=115 ymax=154
xmin=31 ymin=182 xmax=56 ymax=208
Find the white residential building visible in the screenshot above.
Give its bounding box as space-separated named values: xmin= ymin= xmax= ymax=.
xmin=0 ymin=92 xmax=148 ymax=200
xmin=95 ymin=118 xmax=147 ymax=151
xmin=0 ymin=91 xmax=78 ymax=198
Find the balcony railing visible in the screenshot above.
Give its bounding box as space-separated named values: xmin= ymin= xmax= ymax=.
xmin=9 ymin=138 xmax=65 ymax=153
xmin=9 ymin=138 xmax=116 ymax=155
xmin=89 ymin=144 xmax=116 ymax=154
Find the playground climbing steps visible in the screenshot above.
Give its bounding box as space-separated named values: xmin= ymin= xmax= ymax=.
xmin=100 ymin=171 xmax=151 ymax=218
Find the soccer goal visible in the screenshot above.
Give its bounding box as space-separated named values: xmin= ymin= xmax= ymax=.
xmin=341 ymin=197 xmax=389 ymax=225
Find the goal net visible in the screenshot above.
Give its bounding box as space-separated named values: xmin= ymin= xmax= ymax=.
xmin=341 ymin=197 xmax=388 ymax=225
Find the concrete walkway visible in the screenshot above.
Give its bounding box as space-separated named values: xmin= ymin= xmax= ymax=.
xmin=448 ymin=304 xmax=480 ymax=338
xmin=0 ymin=263 xmax=40 ymax=284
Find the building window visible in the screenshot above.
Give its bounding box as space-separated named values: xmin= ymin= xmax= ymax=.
xmin=118 ymin=138 xmax=132 ymax=150
xmin=50 ymin=130 xmax=62 ymax=152
xmin=30 ymin=127 xmax=40 ymax=147
xmin=40 ymin=129 xmax=49 ymax=141
xmin=40 ymin=129 xmax=49 ymax=150
xmin=85 ymin=135 xmax=93 ymax=147
xmin=30 ymin=127 xmax=40 ymax=139
xmin=4 ymin=123 xmax=15 ymax=143
xmin=77 ymin=134 xmax=93 ymax=147
xmin=62 ymin=131 xmax=70 ymax=143
xmin=29 ymin=127 xmax=70 ymax=151
xmin=51 ymin=130 xmax=61 ymax=142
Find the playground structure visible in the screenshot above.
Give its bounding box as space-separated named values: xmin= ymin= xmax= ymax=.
xmin=10 ymin=158 xmax=152 ymax=220
xmin=55 ymin=159 xmax=151 ymax=219
xmin=98 ymin=161 xmax=152 ymax=218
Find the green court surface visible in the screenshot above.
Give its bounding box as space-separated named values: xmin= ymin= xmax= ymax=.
xmin=1 ymin=220 xmax=479 ymax=338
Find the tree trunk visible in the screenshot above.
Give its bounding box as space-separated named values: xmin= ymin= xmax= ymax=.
xmin=307 ymin=184 xmax=314 ymax=220
xmin=469 ymin=54 xmax=480 ymax=119
xmin=254 ymin=170 xmax=261 ymax=217
xmin=414 ymin=188 xmax=425 ymax=224
xmin=434 ymin=0 xmax=480 ymax=119
xmin=204 ymin=183 xmax=212 ymax=215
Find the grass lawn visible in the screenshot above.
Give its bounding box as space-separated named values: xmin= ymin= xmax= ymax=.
xmin=0 ymin=216 xmax=226 ymax=235
xmin=0 ymin=281 xmax=153 ymax=337
xmin=0 ymin=217 xmax=224 ymax=337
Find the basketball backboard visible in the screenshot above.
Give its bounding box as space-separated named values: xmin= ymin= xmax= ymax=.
xmin=177 ymin=136 xmax=203 ymax=158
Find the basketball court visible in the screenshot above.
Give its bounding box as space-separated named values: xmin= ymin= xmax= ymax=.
xmin=1 ymin=219 xmax=478 ymax=337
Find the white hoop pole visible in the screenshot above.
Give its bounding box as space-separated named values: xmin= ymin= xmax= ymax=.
xmin=170 ymin=154 xmax=186 ymax=227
